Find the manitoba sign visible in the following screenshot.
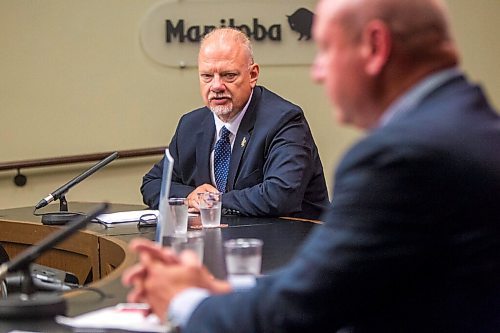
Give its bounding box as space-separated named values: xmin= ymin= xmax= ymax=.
xmin=140 ymin=0 xmax=317 ymax=68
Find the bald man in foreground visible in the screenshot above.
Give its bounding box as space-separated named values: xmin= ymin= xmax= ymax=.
xmin=124 ymin=1 xmax=500 ymax=332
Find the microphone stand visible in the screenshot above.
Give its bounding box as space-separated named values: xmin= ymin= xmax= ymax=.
xmin=0 ymin=266 xmax=67 ymax=319
xmin=0 ymin=203 xmax=108 ymax=319
xmin=59 ymin=195 xmax=69 ymax=212
xmin=39 ymin=194 xmax=76 ymax=225
xmin=34 ymin=152 xmax=118 ymax=225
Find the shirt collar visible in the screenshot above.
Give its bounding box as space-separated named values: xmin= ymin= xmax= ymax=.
xmin=378 ymin=67 xmax=462 ymax=128
xmin=213 ymin=89 xmax=253 ymax=138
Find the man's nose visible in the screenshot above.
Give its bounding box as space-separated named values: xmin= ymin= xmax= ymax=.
xmin=210 ymin=74 xmax=225 ymax=91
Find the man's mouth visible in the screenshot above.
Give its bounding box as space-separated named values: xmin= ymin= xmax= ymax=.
xmin=210 ymin=96 xmax=231 ymax=104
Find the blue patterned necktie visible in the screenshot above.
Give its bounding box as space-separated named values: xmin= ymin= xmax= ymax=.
xmin=214 ymin=126 xmax=232 ymax=193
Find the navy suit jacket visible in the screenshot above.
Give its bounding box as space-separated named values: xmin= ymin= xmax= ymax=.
xmin=141 ymin=86 xmax=329 ymax=220
xmin=183 ymin=75 xmax=500 ymax=332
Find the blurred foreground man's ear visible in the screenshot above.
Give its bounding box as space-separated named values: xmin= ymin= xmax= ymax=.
xmin=360 ymin=20 xmax=392 ymax=76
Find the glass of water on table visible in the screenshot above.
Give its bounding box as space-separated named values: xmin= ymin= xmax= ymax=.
xmin=168 ymin=198 xmax=188 ymax=235
xmin=224 ymin=238 xmax=263 ymax=282
xmin=170 ymin=230 xmax=205 ymax=266
xmin=197 ymin=192 xmax=222 ymax=228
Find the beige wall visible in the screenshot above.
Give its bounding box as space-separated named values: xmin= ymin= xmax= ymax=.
xmin=0 ymin=0 xmax=498 ymax=210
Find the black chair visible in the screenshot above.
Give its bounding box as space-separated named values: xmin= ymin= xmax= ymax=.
xmin=0 ymin=244 xmax=8 ymax=264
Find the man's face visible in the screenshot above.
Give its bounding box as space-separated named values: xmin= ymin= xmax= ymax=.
xmin=198 ymin=41 xmax=259 ymax=122
xmin=311 ymin=0 xmax=368 ymax=127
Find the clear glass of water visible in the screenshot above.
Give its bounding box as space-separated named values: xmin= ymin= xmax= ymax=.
xmin=170 ymin=231 xmax=204 ymax=265
xmin=224 ymin=238 xmax=263 ymax=278
xmin=168 ymin=198 xmax=188 ymax=235
xmin=198 ymin=192 xmax=221 ymax=228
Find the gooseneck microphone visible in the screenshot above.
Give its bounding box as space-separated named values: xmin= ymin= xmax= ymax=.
xmin=35 ymin=151 xmax=119 ymax=210
xmin=0 ymin=203 xmax=109 ymax=319
xmin=34 ymin=152 xmax=118 ymax=225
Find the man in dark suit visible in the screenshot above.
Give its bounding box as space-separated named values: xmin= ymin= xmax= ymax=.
xmin=141 ymin=28 xmax=328 ymax=220
xmin=124 ymin=0 xmax=500 ymax=331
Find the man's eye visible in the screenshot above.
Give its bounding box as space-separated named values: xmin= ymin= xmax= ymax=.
xmin=200 ymin=74 xmax=213 ymax=82
xmin=223 ymin=73 xmax=237 ymax=81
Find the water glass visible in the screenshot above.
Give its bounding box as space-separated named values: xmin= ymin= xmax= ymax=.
xmin=168 ymin=198 xmax=188 ymax=235
xmin=224 ymin=238 xmax=263 ymax=278
xmin=198 ymin=192 xmax=221 ymax=228
xmin=170 ymin=231 xmax=204 ymax=265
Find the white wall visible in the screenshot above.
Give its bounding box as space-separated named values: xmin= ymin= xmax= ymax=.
xmin=0 ymin=0 xmax=498 ymax=209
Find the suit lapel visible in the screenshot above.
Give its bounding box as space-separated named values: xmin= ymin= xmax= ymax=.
xmin=226 ymin=87 xmax=261 ymax=190
xmin=196 ymin=110 xmax=215 ymax=184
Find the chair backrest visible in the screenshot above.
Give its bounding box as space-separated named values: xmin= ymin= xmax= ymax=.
xmin=0 ymin=243 xmax=9 ymax=264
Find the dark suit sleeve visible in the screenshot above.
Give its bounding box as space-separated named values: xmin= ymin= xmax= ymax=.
xmin=140 ymin=158 xmax=163 ymax=209
xmin=222 ymin=110 xmax=319 ymax=217
xmin=140 ymin=125 xmax=196 ymax=209
xmin=184 ymin=140 xmax=455 ymax=332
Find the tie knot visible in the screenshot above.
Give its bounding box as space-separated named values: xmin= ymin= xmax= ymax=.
xmin=220 ymin=126 xmax=231 ymax=141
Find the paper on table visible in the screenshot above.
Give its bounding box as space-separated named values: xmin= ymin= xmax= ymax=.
xmin=95 ymin=210 xmax=198 ymax=225
xmin=96 ymin=210 xmax=159 ymax=224
xmin=55 ymin=303 xmax=173 ymax=332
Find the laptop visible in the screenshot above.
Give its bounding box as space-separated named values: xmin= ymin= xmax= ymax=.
xmin=155 ymin=149 xmax=174 ymax=243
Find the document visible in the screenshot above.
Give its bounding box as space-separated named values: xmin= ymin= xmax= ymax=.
xmin=94 ymin=209 xmax=198 ymax=227
xmin=96 ymin=210 xmax=159 ymax=225
xmin=55 ymin=303 xmax=173 ymax=332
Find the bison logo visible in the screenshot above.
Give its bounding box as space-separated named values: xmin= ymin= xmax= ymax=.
xmin=287 ymin=8 xmax=314 ymax=40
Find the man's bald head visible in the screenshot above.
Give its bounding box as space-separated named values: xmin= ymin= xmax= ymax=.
xmin=199 ymin=28 xmax=254 ymax=66
xmin=324 ymin=0 xmax=458 ymax=66
xmin=312 ymin=0 xmax=459 ymax=129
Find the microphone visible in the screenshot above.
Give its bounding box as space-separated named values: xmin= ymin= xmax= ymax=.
xmin=34 ymin=152 xmax=118 ymax=225
xmin=0 ymin=203 xmax=109 ymax=319
xmin=35 ymin=151 xmax=119 ymax=210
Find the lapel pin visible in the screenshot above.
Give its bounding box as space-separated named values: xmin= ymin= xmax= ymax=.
xmin=241 ymin=137 xmax=247 ymax=148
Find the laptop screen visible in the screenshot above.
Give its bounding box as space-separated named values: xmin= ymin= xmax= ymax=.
xmin=155 ymin=149 xmax=174 ymax=243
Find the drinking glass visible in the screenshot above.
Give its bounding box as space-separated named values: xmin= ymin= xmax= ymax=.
xmin=224 ymin=238 xmax=263 ymax=278
xmin=168 ymin=198 xmax=188 ymax=235
xmin=198 ymin=192 xmax=221 ymax=228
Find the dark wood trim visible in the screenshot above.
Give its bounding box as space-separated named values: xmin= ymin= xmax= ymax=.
xmin=0 ymin=146 xmax=166 ymax=171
